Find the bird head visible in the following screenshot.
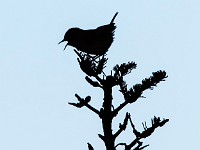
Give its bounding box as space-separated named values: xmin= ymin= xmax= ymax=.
xmin=58 ymin=28 xmax=81 ymax=50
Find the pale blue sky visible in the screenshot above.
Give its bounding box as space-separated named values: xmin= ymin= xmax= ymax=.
xmin=0 ymin=0 xmax=200 ymax=149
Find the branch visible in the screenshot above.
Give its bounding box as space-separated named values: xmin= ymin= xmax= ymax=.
xmin=133 ymin=141 xmax=149 ymax=150
xmin=85 ymin=76 xmax=102 ymax=88
xmin=96 ymin=54 xmax=108 ymax=75
xmin=125 ymin=70 xmax=168 ymax=103
xmin=114 ymin=112 xmax=130 ymax=139
xmin=129 ymin=115 xmax=169 ymax=139
xmin=116 ymin=141 xmax=149 ymax=150
xmin=131 ymin=117 xmax=168 ymax=141
xmin=68 ymin=94 xmax=100 ymax=116
xmin=113 ymin=61 xmax=136 ymax=92
xmin=113 ymin=61 xmax=137 ymax=77
xmin=115 ymin=143 xmax=127 ymax=149
xmin=113 ymin=70 xmax=168 ymax=116
xmin=114 ymin=114 xmax=149 ymax=150
xmin=95 ymin=75 xmax=104 ymax=84
xmin=139 ymin=116 xmax=169 ymax=138
xmin=113 ymin=101 xmax=128 ymax=117
xmin=124 ymin=116 xmax=169 ymax=150
xmin=98 ymin=134 xmax=105 ymax=142
xmin=129 ymin=114 xmax=141 ymax=137
xmin=74 ymin=49 xmax=107 ymax=77
xmin=87 ymin=143 xmax=94 ymax=150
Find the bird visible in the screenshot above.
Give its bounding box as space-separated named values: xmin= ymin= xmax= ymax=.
xmin=58 ymin=12 xmax=118 ymax=56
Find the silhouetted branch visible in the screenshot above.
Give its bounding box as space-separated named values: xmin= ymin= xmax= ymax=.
xmin=114 ymin=112 xmax=130 ymax=139
xmin=127 ymin=139 xmax=139 ymax=150
xmin=130 ymin=116 xmax=169 ymax=139
xmin=115 ymin=143 xmax=127 ymax=149
xmin=133 ymin=141 xmax=149 ymax=150
xmin=76 ymin=54 xmax=96 ymax=76
xmin=122 ymin=116 xmax=169 ymax=149
xmin=113 ymin=101 xmax=128 ymax=117
xmin=75 ymin=49 xmax=107 ymax=77
xmin=113 ymin=70 xmax=168 ymax=116
xmin=87 ymin=143 xmax=94 ymax=150
xmin=116 ymin=140 xmax=149 ymax=150
xmin=118 ymin=79 xmax=128 ymax=95
xmin=113 ymin=62 xmax=136 ymax=93
xmin=137 ymin=145 xmax=149 ymax=150
xmin=94 ymin=75 xmax=104 ymax=84
xmin=69 ymin=94 xmax=100 ymax=116
xmin=96 ymin=55 xmax=108 ymax=75
xmin=68 ymin=94 xmax=91 ymax=108
xmin=101 ymin=75 xmax=118 ymax=88
xmin=85 ymin=76 xmax=102 ymax=88
xmin=98 ymin=134 xmax=105 ymax=142
xmin=139 ymin=116 xmax=169 ymax=138
xmin=114 ymin=114 xmax=154 ymax=150
xmin=125 ymin=70 xmax=168 ymax=103
xmin=113 ymin=61 xmax=137 ymax=77
xmin=129 ymin=114 xmax=141 ymax=137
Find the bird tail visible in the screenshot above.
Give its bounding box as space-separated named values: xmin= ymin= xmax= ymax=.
xmin=110 ymin=12 xmax=118 ymax=24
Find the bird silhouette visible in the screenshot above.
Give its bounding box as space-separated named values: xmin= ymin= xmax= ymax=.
xmin=58 ymin=12 xmax=118 ymax=56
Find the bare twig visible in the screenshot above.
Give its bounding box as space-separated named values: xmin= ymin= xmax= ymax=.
xmin=85 ymin=76 xmax=102 ymax=88
xmin=68 ymin=94 xmax=100 ymax=116
xmin=114 ymin=112 xmax=130 ymax=139
xmin=87 ymin=143 xmax=94 ymax=150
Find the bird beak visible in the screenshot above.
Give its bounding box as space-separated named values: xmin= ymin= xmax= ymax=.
xmin=63 ymin=43 xmax=68 ymax=51
xmin=58 ymin=39 xmax=68 ymax=51
xmin=58 ymin=39 xmax=64 ymax=44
